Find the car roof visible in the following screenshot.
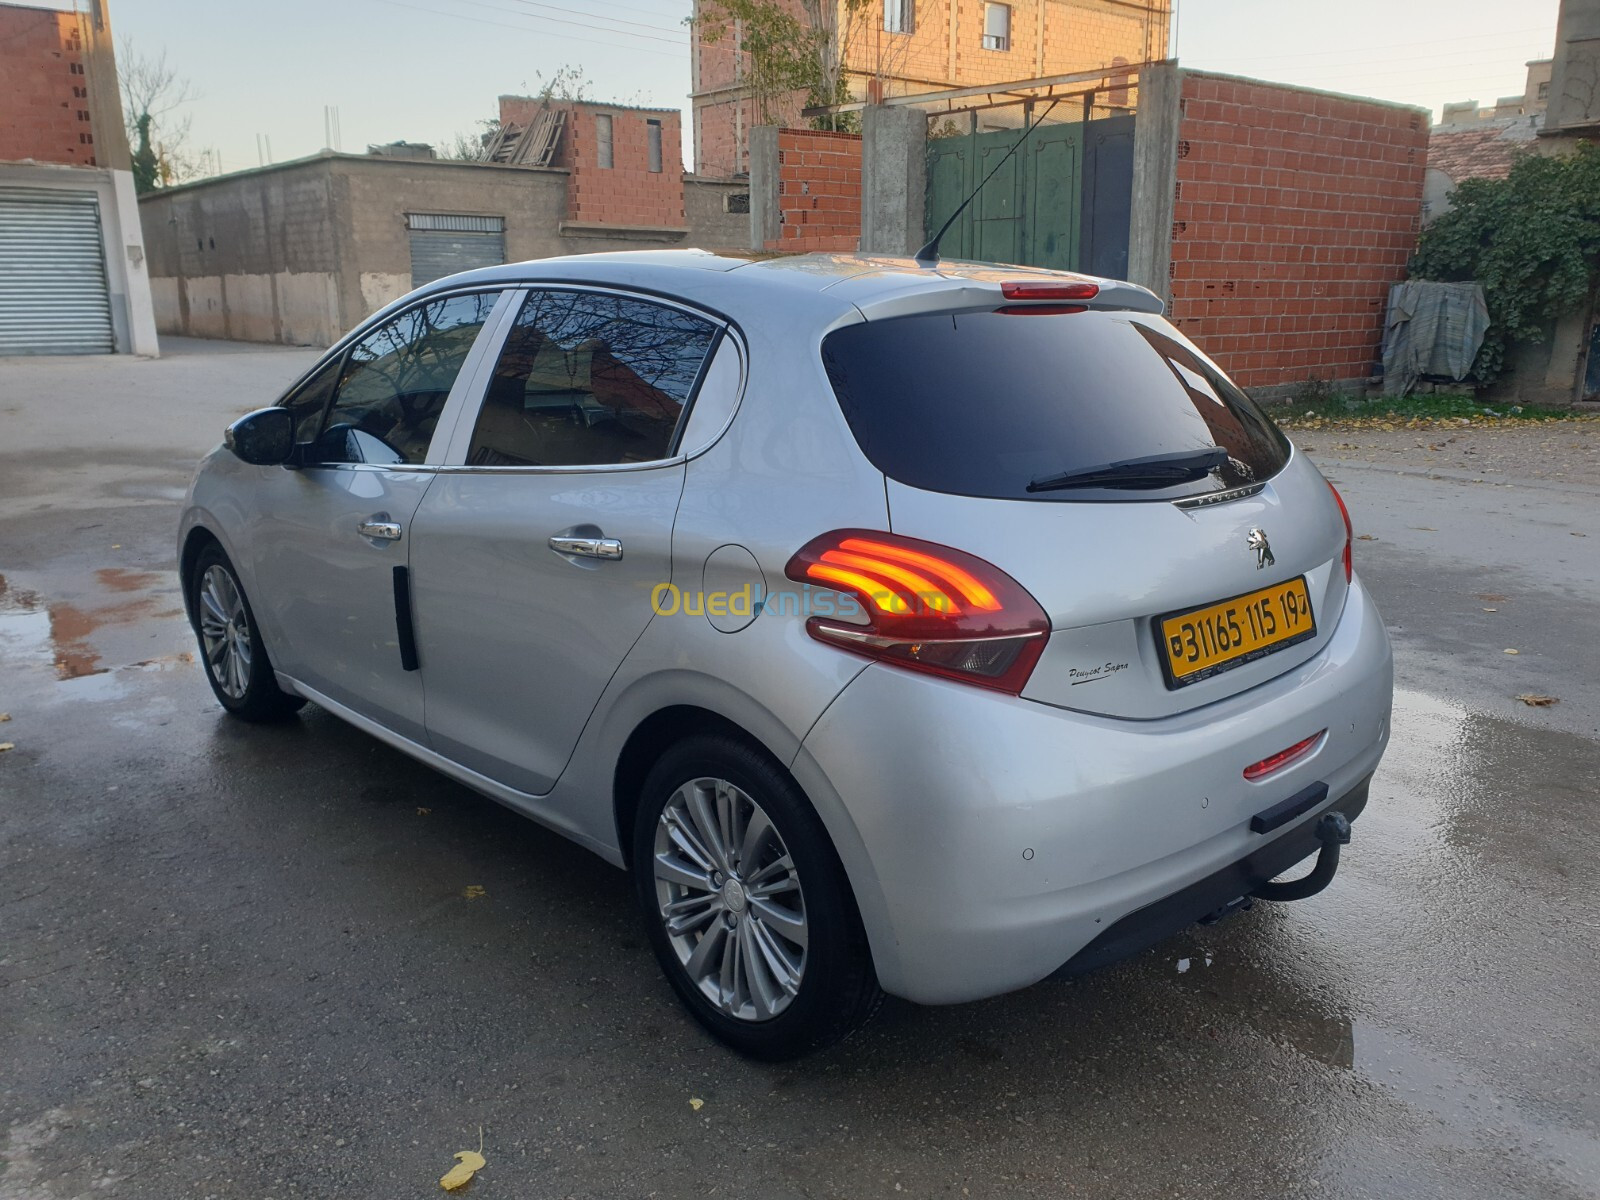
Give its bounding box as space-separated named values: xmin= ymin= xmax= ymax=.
xmin=425 ymin=249 xmax=1164 ymax=319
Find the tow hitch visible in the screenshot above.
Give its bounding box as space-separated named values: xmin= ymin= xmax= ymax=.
xmin=1253 ymin=811 xmax=1352 ymax=903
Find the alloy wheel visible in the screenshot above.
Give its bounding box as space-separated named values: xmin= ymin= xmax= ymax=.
xmin=652 ymin=776 xmax=808 ymax=1022
xmin=198 ymin=564 xmax=252 ymax=700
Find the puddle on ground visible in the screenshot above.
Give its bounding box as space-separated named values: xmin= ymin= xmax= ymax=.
xmin=0 ymin=570 xmax=190 ymax=683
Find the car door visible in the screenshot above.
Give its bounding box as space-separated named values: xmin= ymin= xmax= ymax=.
xmin=409 ymin=286 xmax=724 ymax=794
xmin=245 ymin=289 xmax=512 ymax=742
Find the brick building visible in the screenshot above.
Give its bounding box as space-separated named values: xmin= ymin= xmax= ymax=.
xmin=0 ymin=0 xmax=157 ymax=355
xmin=498 ymin=95 xmax=687 ymax=234
xmin=691 ymin=0 xmax=1168 ymax=176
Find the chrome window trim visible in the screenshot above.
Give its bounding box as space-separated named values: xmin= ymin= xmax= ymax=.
xmin=435 ymin=281 xmax=742 ymax=474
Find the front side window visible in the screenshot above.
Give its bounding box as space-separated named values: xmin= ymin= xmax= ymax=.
xmin=982 ymin=2 xmax=1010 ymax=50
xmin=279 ymin=355 xmax=343 ymax=445
xmin=312 ymin=291 xmax=501 ymax=465
xmin=884 ymin=0 xmax=913 ymax=34
xmin=466 ymin=289 xmax=719 ymax=467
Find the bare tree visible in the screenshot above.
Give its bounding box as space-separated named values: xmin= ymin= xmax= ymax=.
xmin=118 ymin=39 xmax=201 ymax=190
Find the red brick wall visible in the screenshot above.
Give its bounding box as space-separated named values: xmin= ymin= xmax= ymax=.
xmin=0 ymin=5 xmax=97 ymax=166
xmin=1169 ymin=74 xmax=1428 ymax=390
xmin=499 ymin=96 xmax=685 ymax=228
xmin=770 ymin=129 xmax=862 ymax=251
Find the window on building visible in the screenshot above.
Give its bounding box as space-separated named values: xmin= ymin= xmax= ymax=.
xmin=647 ymin=118 xmax=663 ymax=173
xmin=467 ymin=289 xmax=720 ymax=467
xmin=596 ymin=114 xmax=614 ymax=169
xmin=982 ymin=2 xmax=1011 ymax=50
xmin=1538 ymin=81 xmax=1551 ymax=100
xmin=884 ymin=0 xmax=914 ymax=34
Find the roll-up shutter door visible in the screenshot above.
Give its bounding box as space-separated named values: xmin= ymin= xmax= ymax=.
xmin=406 ymin=213 xmax=506 ymax=288
xmin=0 ymin=187 xmax=114 ymax=355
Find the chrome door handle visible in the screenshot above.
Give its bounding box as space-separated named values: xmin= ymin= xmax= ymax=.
xmin=549 ymin=535 xmax=623 ymax=560
xmin=358 ymin=520 xmax=403 ymax=541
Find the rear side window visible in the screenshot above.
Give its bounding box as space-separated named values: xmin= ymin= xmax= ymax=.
xmin=821 ymin=310 xmax=1291 ymax=501
xmin=466 ymin=289 xmax=718 ymax=467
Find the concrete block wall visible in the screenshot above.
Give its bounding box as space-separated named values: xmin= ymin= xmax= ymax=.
xmin=770 ymin=129 xmax=862 ymax=251
xmin=1167 ymin=73 xmax=1429 ymax=391
xmin=0 ymin=5 xmax=97 ymax=166
xmin=139 ymin=154 xmax=755 ymax=346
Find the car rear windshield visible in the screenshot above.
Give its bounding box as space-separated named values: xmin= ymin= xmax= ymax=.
xmin=820 ymin=309 xmax=1292 ymax=502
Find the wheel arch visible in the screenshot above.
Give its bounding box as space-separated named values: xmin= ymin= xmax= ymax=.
xmin=612 ymin=705 xmax=773 ymax=869
xmin=179 ymin=524 xmax=224 ymax=624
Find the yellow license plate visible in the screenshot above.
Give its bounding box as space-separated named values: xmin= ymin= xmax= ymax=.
xmin=1158 ymin=577 xmax=1316 ymax=687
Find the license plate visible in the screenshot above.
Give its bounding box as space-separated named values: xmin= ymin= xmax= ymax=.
xmin=1157 ymin=577 xmax=1317 ymax=687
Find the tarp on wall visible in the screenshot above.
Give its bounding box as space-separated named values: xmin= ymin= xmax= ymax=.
xmin=1382 ymin=280 xmax=1490 ymax=395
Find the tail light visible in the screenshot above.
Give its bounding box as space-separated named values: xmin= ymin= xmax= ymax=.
xmin=1244 ymin=731 xmax=1325 ymax=781
xmin=1327 ymin=481 xmax=1353 ymax=582
xmin=784 ymin=530 xmax=1050 ymax=694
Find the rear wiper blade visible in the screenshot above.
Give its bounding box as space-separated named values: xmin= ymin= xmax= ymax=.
xmin=1027 ymin=447 xmax=1229 ymax=493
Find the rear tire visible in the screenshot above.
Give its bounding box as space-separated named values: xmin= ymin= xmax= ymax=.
xmin=189 ymin=544 xmax=305 ymax=723
xmin=632 ymin=734 xmax=882 ymax=1060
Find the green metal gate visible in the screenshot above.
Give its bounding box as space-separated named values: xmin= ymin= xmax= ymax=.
xmin=926 ymin=122 xmax=1082 ymax=269
xmin=924 ymin=114 xmax=1134 ymax=273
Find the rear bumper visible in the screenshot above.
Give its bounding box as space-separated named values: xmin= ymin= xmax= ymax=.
xmin=791 ymin=576 xmax=1393 ymax=1005
xmin=1049 ymin=774 xmax=1369 ymax=978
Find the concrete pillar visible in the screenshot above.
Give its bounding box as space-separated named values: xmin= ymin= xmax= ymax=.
xmin=860 ymin=105 xmax=927 ymax=257
xmin=748 ymin=126 xmax=780 ymax=251
xmin=1127 ymin=64 xmax=1183 ymax=304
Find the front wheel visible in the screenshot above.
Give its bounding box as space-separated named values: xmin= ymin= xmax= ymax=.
xmin=189 ymin=544 xmax=305 ymax=722
xmin=633 ymin=734 xmax=882 ymax=1059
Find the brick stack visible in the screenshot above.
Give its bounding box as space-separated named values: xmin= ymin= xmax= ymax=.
xmin=1168 ymin=73 xmax=1429 ymax=391
xmin=769 ymin=129 xmax=862 ymax=251
xmin=0 ymin=5 xmax=96 ymax=166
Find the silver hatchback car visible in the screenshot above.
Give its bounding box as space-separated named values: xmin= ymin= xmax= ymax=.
xmin=180 ymin=250 xmax=1393 ymax=1058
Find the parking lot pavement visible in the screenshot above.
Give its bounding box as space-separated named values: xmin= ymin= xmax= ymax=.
xmin=3 ymin=342 xmax=1598 ymax=1200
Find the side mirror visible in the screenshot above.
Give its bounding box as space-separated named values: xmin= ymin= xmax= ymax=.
xmin=224 ymin=407 xmax=295 ymax=466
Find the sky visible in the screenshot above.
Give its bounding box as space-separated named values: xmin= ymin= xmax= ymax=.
xmin=99 ymin=0 xmax=1561 ymax=177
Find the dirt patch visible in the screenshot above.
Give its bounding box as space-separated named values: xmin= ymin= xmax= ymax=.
xmin=1299 ymin=419 xmax=1600 ymax=489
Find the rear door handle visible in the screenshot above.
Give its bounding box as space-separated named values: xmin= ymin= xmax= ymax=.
xmin=549 ymin=535 xmax=623 ymax=560
xmin=358 ymin=519 xmax=403 ymax=541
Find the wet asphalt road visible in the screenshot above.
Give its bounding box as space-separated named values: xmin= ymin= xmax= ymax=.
xmin=2 ymin=341 xmax=1597 ymax=1200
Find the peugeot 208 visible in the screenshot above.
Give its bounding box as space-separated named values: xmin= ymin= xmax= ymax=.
xmin=179 ymin=250 xmax=1393 ymax=1059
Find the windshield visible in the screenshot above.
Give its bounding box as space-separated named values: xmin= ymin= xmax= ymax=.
xmin=820 ymin=309 xmax=1292 ymax=502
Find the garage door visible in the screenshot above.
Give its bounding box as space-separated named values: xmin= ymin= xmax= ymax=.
xmin=0 ymin=187 xmax=114 ymax=355
xmin=407 ymin=213 xmax=506 ymax=288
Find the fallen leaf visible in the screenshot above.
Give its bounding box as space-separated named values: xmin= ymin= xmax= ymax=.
xmin=0 ymin=713 xmax=9 ymax=721
xmin=1503 ymin=648 xmax=1519 ymax=655
xmin=1476 ymin=594 xmax=1508 ymax=602
xmin=417 ymin=807 xmax=431 ymax=816
xmin=463 ymin=885 xmax=486 ymax=900
xmin=0 ymin=743 xmax=13 ymax=753
xmin=689 ymin=1098 xmax=705 ymax=1112
xmin=1516 ymin=694 xmax=1559 ymax=707
xmin=1356 ymin=534 xmax=1376 ymax=541
xmin=1573 ymin=532 xmax=1588 ymax=538
xmin=440 ymin=1150 xmax=486 ymax=1191
xmin=1483 ymin=607 xmax=1497 ymax=612
xmin=1413 ymin=526 xmax=1437 ymax=532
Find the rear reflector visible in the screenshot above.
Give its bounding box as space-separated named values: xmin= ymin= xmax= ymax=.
xmin=1244 ymin=731 xmax=1325 ymax=781
xmin=785 ymin=530 xmax=1049 ymax=693
xmin=1000 ymin=280 xmax=1099 ymax=301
